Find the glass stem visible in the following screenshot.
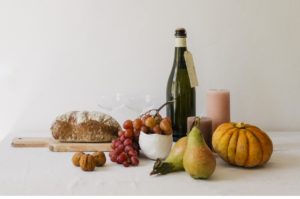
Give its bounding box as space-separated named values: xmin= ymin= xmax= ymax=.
xmin=107 ymin=110 xmax=113 ymax=116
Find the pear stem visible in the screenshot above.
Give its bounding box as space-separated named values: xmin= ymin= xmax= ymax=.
xmin=195 ymin=117 xmax=201 ymax=127
xmin=150 ymin=162 xmax=174 ymax=176
xmin=187 ymin=117 xmax=201 ymax=136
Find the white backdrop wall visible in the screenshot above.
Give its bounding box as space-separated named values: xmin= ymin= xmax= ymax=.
xmin=0 ymin=0 xmax=300 ymax=141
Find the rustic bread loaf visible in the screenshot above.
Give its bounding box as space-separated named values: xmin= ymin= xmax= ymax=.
xmin=51 ymin=111 xmax=121 ymax=142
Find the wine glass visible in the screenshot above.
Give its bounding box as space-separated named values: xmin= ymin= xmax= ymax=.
xmin=124 ymin=93 xmax=157 ymax=117
xmin=95 ymin=92 xmax=125 ymax=116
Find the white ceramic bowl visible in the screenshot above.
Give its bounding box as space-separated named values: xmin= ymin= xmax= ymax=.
xmin=139 ymin=131 xmax=173 ymax=160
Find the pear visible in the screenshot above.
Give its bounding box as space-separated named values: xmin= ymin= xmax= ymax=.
xmin=183 ymin=117 xmax=216 ymax=179
xmin=150 ymin=136 xmax=187 ymax=175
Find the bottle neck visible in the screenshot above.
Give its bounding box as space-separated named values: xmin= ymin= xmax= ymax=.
xmin=174 ymin=37 xmax=187 ymax=69
xmin=175 ymin=37 xmax=187 ymax=47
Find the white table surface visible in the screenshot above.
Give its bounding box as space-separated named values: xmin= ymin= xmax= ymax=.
xmin=0 ymin=131 xmax=299 ymax=196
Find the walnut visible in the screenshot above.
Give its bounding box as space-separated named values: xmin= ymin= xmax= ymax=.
xmin=72 ymin=152 xmax=85 ymax=167
xmin=92 ymin=151 xmax=106 ymax=167
xmin=79 ymin=154 xmax=96 ymax=171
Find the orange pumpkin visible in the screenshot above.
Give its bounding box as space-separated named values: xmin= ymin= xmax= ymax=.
xmin=212 ymin=122 xmax=273 ymax=167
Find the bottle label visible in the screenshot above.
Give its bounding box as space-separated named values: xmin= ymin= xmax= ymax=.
xmin=184 ymin=51 xmax=199 ymax=88
xmin=175 ymin=38 xmax=186 ymax=47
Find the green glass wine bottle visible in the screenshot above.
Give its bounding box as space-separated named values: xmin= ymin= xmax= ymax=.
xmin=166 ymin=28 xmax=196 ymax=142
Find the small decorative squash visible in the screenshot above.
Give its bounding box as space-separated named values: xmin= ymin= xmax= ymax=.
xmin=212 ymin=122 xmax=273 ymax=167
xmin=92 ymin=151 xmax=106 ymax=167
xmin=79 ymin=154 xmax=96 ymax=171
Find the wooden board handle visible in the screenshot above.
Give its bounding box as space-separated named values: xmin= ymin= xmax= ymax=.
xmin=11 ymin=137 xmax=52 ymax=147
xmin=49 ymin=142 xmax=112 ymax=152
xmin=11 ymin=137 xmax=113 ymax=152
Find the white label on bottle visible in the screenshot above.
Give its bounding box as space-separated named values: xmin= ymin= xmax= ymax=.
xmin=175 ymin=38 xmax=186 ymax=47
xmin=184 ymin=51 xmax=199 ymax=88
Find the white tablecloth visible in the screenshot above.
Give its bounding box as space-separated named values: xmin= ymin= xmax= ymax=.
xmin=0 ymin=131 xmax=299 ymax=196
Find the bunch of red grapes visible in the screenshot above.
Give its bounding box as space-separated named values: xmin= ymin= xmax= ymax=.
xmin=109 ymin=119 xmax=141 ymax=167
xmin=109 ymin=114 xmax=173 ymax=167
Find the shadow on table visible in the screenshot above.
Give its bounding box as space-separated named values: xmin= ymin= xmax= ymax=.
xmin=272 ymin=142 xmax=300 ymax=151
xmin=207 ymin=152 xmax=300 ymax=181
xmin=144 ymin=152 xmax=300 ymax=181
xmin=92 ymin=151 xmax=152 ymax=172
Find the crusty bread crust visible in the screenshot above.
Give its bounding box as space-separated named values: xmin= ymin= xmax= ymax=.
xmin=51 ymin=111 xmax=121 ymax=142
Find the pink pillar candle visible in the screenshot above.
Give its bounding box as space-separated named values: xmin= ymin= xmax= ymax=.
xmin=206 ymin=89 xmax=230 ymax=139
xmin=187 ymin=116 xmax=212 ymax=151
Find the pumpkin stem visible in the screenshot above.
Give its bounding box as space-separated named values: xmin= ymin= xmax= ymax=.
xmin=236 ymin=122 xmax=245 ymax=129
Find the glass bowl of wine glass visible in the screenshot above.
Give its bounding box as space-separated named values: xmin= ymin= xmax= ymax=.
xmin=95 ymin=92 xmax=125 ymax=116
xmin=124 ymin=94 xmax=157 ymax=117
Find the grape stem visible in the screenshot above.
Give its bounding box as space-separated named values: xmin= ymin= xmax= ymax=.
xmin=139 ymin=101 xmax=175 ymax=119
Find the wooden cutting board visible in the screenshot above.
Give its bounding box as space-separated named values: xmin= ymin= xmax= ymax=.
xmin=11 ymin=137 xmax=112 ymax=152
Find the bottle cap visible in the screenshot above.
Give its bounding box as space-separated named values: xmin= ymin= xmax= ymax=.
xmin=175 ymin=28 xmax=186 ymax=37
